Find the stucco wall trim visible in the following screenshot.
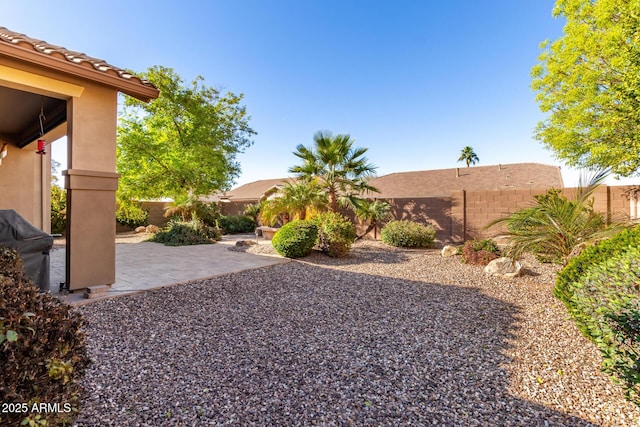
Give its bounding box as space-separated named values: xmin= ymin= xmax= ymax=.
xmin=63 ymin=169 xmax=119 ymax=191
xmin=0 ymin=64 xmax=84 ymax=98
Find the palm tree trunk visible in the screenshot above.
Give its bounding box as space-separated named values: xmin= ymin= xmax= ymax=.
xmin=357 ymin=222 xmax=375 ymax=240
xmin=329 ymin=190 xmax=338 ymax=212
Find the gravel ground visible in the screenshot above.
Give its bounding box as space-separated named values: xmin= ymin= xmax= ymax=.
xmin=74 ymin=241 xmax=640 ymax=426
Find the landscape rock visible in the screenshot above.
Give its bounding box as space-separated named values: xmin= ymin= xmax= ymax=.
xmin=134 ymin=226 xmax=146 ymax=234
xmin=145 ymin=225 xmax=160 ymax=234
xmin=441 ymin=245 xmax=459 ymax=257
xmin=75 ymin=241 xmax=640 ymax=425
xmin=484 ymin=257 xmax=522 ymax=278
xmin=235 ymin=239 xmax=257 ymax=247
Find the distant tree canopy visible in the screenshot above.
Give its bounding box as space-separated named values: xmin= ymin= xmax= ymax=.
xmin=532 ymin=0 xmax=640 ymax=177
xmin=117 ymin=66 xmax=255 ymax=202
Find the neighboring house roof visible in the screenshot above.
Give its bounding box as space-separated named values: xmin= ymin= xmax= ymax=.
xmin=209 ymin=178 xmax=296 ymax=202
xmin=0 ymin=26 xmax=159 ymax=102
xmin=215 ymin=163 xmax=564 ymax=202
xmin=369 ymin=163 xmax=564 ymax=198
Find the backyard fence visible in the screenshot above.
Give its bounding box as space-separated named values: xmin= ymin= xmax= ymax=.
xmin=139 ymin=185 xmax=638 ymax=244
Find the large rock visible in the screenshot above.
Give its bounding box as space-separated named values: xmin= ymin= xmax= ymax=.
xmin=441 ymin=245 xmax=459 ymax=257
xmin=484 ymin=257 xmax=522 ymax=278
xmin=146 ymin=225 xmax=160 ymax=234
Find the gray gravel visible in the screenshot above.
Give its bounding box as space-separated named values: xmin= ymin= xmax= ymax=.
xmin=74 ymin=241 xmax=640 ymax=426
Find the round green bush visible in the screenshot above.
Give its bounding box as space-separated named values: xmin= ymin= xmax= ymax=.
xmin=0 ymin=247 xmax=89 ymax=426
xmin=555 ymin=226 xmax=640 ymax=405
xmin=380 ymin=220 xmax=436 ymax=248
xmin=272 ymin=220 xmax=318 ymax=258
xmin=311 ymin=212 xmax=356 ymax=257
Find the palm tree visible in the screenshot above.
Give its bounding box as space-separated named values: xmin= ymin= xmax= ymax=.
xmin=289 ymin=131 xmax=378 ymax=212
xmin=163 ymin=194 xmax=218 ymax=225
xmin=353 ymin=199 xmax=392 ymax=239
xmin=458 ymin=146 xmax=479 ymax=167
xmin=487 ymin=169 xmax=627 ymax=263
xmin=259 ymin=180 xmax=328 ymax=226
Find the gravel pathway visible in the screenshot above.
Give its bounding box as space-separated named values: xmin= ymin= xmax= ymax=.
xmin=74 ymin=241 xmax=640 ymax=426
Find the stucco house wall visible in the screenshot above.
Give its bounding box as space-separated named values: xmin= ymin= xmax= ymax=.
xmin=1 ymin=26 xmax=158 ymax=291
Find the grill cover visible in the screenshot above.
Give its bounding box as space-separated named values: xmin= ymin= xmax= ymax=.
xmin=0 ymin=209 xmax=54 ymax=291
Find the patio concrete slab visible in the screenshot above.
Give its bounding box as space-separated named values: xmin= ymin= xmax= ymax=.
xmin=49 ymin=234 xmax=288 ymax=305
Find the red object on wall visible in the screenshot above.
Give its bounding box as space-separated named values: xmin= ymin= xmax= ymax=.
xmin=36 ymin=139 xmax=46 ymax=155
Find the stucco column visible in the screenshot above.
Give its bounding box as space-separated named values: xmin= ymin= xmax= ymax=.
xmin=64 ymin=85 xmax=118 ymax=290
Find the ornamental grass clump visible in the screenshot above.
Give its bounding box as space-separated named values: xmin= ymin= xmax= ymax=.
xmin=556 ymin=226 xmax=640 ymax=405
xmin=0 ymin=247 xmax=89 ymax=426
xmin=380 ymin=220 xmax=436 ymax=248
xmin=271 ymin=220 xmax=318 ymax=258
xmin=311 ymin=212 xmax=356 ymax=257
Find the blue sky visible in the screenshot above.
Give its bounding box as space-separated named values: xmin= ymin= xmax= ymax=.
xmin=4 ymin=0 xmax=638 ymax=187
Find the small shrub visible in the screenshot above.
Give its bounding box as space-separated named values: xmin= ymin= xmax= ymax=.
xmin=461 ymin=239 xmax=501 ymax=266
xmin=116 ymin=201 xmax=149 ymax=228
xmin=272 ymin=220 xmax=318 ymax=258
xmin=311 ymin=212 xmax=356 ymax=257
xmin=195 ymin=202 xmax=220 ymax=227
xmin=0 ymin=247 xmax=89 ymax=426
xmin=149 ymin=219 xmax=220 ymax=246
xmin=217 ymin=215 xmax=256 ymax=234
xmin=380 ymin=220 xmax=436 ymax=248
xmin=243 ymin=203 xmax=261 ymax=224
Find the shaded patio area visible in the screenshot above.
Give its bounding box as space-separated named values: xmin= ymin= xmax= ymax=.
xmin=50 ymin=234 xmax=289 ymax=305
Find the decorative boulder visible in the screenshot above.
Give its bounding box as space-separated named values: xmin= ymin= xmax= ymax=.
xmin=235 ymin=240 xmax=257 ymax=247
xmin=484 ymin=257 xmax=522 ymax=278
xmin=146 ymin=225 xmax=160 ymax=234
xmin=135 ymin=226 xmax=146 ymax=234
xmin=441 ymin=245 xmax=458 ymax=257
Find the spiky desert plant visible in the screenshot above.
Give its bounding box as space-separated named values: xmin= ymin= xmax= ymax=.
xmin=488 ymin=169 xmax=627 ymax=263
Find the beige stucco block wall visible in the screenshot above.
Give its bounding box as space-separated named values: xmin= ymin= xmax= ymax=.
xmin=0 ymin=142 xmax=51 ymax=232
xmin=64 ymin=85 xmax=119 ymax=290
xmin=66 ymin=85 xmax=117 ymax=171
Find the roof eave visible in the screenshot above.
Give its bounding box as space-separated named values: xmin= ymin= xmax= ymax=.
xmin=0 ymin=43 xmax=159 ymax=102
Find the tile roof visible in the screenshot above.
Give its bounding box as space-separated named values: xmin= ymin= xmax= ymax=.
xmin=0 ymin=26 xmax=158 ymax=101
xmin=216 ymin=163 xmax=564 ymax=202
xmin=369 ymin=163 xmax=564 ymax=198
xmin=211 ymin=178 xmax=296 ymax=201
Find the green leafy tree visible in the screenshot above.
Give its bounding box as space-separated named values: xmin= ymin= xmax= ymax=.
xmin=117 ymin=66 xmax=256 ymax=202
xmin=457 ymin=146 xmax=479 ymax=167
xmin=50 ymin=184 xmax=66 ymax=234
xmin=532 ymin=0 xmax=640 ymax=177
xmin=289 ymin=131 xmax=378 ymax=212
xmin=50 ymin=159 xmax=66 ymax=234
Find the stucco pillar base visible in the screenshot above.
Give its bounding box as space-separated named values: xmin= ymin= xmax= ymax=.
xmin=63 ymin=169 xmax=118 ymax=291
